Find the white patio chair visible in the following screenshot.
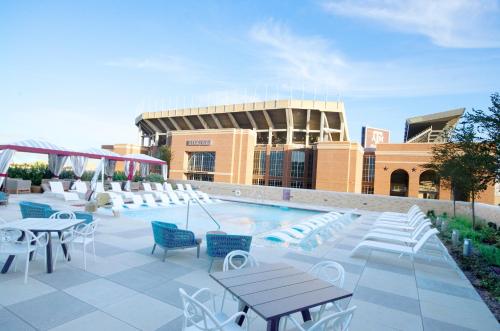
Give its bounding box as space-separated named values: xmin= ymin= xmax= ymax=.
xmin=0 ymin=228 xmax=48 ymax=283
xmin=179 ymin=287 xmax=249 ymax=331
xmin=221 ymin=250 xmax=259 ymax=311
xmin=54 ymin=220 xmax=98 ymax=271
xmin=283 ymin=306 xmax=356 ymax=331
xmin=307 ymin=261 xmax=346 ymax=320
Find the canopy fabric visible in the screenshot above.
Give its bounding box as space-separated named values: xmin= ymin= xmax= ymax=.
xmin=70 ymin=155 xmax=87 ymax=179
xmin=124 ymin=160 xmax=137 ymax=191
xmin=105 ymin=160 xmax=116 ymax=178
xmin=90 ymin=158 xmax=105 ymax=190
xmin=0 ymin=150 xmax=15 ymax=188
xmin=161 ymin=164 xmax=168 ymax=181
xmin=48 ymin=154 xmax=69 ymax=177
xmin=0 ymin=140 xmax=166 ymax=165
xmin=140 ymin=163 xmax=150 ymax=178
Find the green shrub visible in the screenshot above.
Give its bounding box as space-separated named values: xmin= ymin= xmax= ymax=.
xmin=112 ymin=171 xmax=127 ymax=181
xmin=146 ymin=173 xmax=164 ymax=183
xmin=7 ymin=162 xmax=52 ymax=185
xmin=59 ymin=169 xmax=75 ymax=179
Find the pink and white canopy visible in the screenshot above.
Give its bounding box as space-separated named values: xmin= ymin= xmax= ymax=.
xmin=0 ymin=139 xmax=167 ymax=189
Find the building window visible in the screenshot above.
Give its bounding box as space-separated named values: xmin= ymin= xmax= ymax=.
xmin=252 ymin=178 xmax=265 ymax=185
xmin=253 ymin=151 xmax=266 ymax=176
xmin=290 ymin=180 xmax=303 ymax=188
xmin=268 ymin=179 xmax=282 ymax=187
xmin=362 ymin=185 xmax=374 ymax=194
xmin=187 ymin=152 xmax=215 ymax=172
xmin=269 ymin=151 xmax=284 ymax=177
xmin=362 ymin=154 xmax=375 ymax=183
xmin=186 ymin=173 xmax=214 ymax=182
xmin=362 ymin=153 xmax=375 ymax=194
xmin=290 ymin=151 xmax=305 ymax=178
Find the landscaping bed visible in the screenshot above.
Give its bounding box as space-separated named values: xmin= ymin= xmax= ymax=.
xmin=432 ymin=214 xmax=500 ymax=321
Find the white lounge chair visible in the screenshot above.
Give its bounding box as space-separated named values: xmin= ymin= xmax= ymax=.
xmin=142 ymin=183 xmax=163 ymax=199
xmin=350 ymin=228 xmax=439 ymax=258
xmin=131 ymin=195 xmax=146 ymax=207
xmin=263 ymin=232 xmax=302 ymax=244
xmin=375 ymin=210 xmax=425 ymax=225
xmin=362 ymin=224 xmax=434 ymax=246
xmin=185 ymin=184 xmax=214 ymax=202
xmin=111 ymin=196 xmax=140 ymax=209
xmin=157 ymin=193 xmax=172 ymax=206
xmin=153 ymin=182 xmax=165 ymax=192
xmin=165 ymin=190 xmax=185 ymax=205
xmin=373 ymin=214 xmax=428 ymax=232
xmin=70 ymin=181 xmax=88 ymax=199
xmin=142 ymin=194 xmax=158 ymax=207
xmin=378 ymin=205 xmax=421 ymax=221
xmin=48 ymin=181 xmax=79 ymax=201
xmin=110 ymin=182 xmax=135 ymax=199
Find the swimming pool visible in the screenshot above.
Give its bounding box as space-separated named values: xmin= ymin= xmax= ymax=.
xmin=121 ymin=201 xmax=324 ymax=235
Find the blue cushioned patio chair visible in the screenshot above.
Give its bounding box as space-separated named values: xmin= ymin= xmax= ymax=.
xmin=151 ymin=221 xmax=202 ymax=261
xmin=206 ymin=233 xmax=252 ymax=272
xmin=0 ymin=192 xmax=8 ymax=205
xmin=19 ymin=201 xmax=93 ymax=223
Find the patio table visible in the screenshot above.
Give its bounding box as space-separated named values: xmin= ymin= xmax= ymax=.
xmin=210 ymin=263 xmax=352 ymax=331
xmin=0 ymin=218 xmax=85 ymax=274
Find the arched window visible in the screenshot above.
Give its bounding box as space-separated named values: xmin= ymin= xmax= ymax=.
xmin=390 ymin=169 xmax=409 ymax=197
xmin=419 ymin=170 xmax=439 ymax=199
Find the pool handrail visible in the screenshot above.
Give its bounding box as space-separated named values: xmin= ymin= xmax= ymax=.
xmin=186 ymin=197 xmax=221 ymax=230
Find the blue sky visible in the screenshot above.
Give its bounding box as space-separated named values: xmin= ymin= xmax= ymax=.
xmin=1 ymin=0 xmax=499 ymax=163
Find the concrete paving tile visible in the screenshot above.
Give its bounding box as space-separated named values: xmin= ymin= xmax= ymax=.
xmin=422 ymin=317 xmax=477 ymax=331
xmin=416 ymin=276 xmax=481 ymax=301
xmin=348 ymin=299 xmax=423 ymax=331
xmin=0 ymin=307 xmax=35 ymax=330
xmin=102 ymin=293 xmax=182 ymax=331
xmin=138 ymin=260 xmax=194 ymax=281
xmin=7 ymin=291 xmax=95 ymax=331
xmin=105 ymin=252 xmax=157 ymax=268
xmin=107 ymin=267 xmax=167 ymax=292
xmin=49 ymin=311 xmax=139 ymax=331
xmin=0 ymin=277 xmax=56 ymax=306
xmin=64 ymin=279 xmax=138 ymax=309
xmin=358 ymin=267 xmax=418 ymax=298
xmin=353 ymin=286 xmax=420 ymax=316
xmin=32 ymin=265 xmax=99 ymax=290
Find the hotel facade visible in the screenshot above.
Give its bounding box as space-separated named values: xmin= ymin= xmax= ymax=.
xmin=127 ymin=100 xmax=499 ymax=205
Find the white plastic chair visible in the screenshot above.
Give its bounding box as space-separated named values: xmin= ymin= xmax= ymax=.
xmin=221 ymin=250 xmax=259 ymax=311
xmin=54 ymin=221 xmax=98 ymax=270
xmin=0 ymin=228 xmax=48 ymax=283
xmin=284 ymin=306 xmax=356 ymax=331
xmin=179 ymin=287 xmax=249 ymax=331
xmin=307 ymin=261 xmax=346 ymax=320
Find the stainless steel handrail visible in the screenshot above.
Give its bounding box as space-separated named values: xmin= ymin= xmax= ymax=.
xmin=185 ymin=197 xmax=221 ymax=230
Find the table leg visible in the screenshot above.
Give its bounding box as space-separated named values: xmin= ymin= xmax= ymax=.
xmin=267 ymin=318 xmax=280 ymax=331
xmin=301 ymin=309 xmax=312 ymax=322
xmin=46 ymin=234 xmax=53 ymax=273
xmin=58 ymin=231 xmax=71 ymax=261
xmin=236 ymin=303 xmax=249 ymax=326
xmin=1 ymin=255 xmax=15 ymax=273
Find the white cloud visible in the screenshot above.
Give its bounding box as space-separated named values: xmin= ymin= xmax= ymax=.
xmin=249 ymin=20 xmax=500 ymax=97
xmin=322 ymin=0 xmax=500 ymax=48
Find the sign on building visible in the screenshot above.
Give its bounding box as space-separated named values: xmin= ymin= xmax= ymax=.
xmin=361 ymin=126 xmax=390 ymax=149
xmin=186 ymin=140 xmax=212 ymax=146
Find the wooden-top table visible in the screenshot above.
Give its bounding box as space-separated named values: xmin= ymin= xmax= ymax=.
xmin=210 ymin=263 xmax=352 ymax=331
xmin=0 ymin=218 xmax=85 ymax=274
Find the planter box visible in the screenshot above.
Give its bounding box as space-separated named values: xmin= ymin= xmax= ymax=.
xmin=31 ymin=185 xmax=42 ymax=193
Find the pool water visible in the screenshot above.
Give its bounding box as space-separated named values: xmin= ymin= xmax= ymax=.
xmin=122 ymin=201 xmax=323 ymax=235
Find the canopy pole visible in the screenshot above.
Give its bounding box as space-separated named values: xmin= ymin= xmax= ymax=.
xmin=101 ymin=157 xmax=105 ymax=188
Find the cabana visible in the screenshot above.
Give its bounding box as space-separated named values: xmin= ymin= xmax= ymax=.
xmin=0 ymin=139 xmax=167 ymax=193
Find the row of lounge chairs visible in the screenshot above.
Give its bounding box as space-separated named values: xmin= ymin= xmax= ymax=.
xmin=350 ymin=205 xmax=459 ymax=272
xmin=263 ymin=211 xmax=357 ymax=249
xmin=106 ymin=182 xmax=219 ymax=210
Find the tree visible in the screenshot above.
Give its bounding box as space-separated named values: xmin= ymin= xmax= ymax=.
xmin=464 ymin=92 xmax=500 ymax=182
xmin=424 ymin=123 xmax=496 ymax=228
xmin=155 ymin=145 xmax=173 ymax=176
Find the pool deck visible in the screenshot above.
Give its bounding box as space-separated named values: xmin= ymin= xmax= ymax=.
xmin=0 ymin=194 xmax=498 ymax=331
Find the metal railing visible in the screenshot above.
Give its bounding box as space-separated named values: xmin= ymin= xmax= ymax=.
xmin=185 ymin=197 xmax=221 ymax=230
